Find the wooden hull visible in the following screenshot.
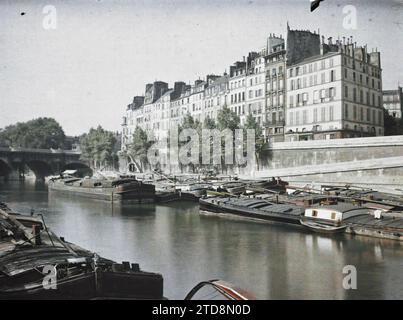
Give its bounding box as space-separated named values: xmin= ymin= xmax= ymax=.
xmin=300 ymin=219 xmax=347 ymax=234
xmin=48 ymin=182 xmax=155 ymax=203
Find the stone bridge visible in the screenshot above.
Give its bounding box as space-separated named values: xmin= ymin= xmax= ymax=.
xmin=0 ymin=147 xmax=92 ymax=180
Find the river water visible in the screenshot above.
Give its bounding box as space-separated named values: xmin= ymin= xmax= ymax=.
xmin=1 ymin=180 xmax=403 ymax=300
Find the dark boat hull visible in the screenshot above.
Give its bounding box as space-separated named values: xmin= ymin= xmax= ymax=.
xmin=48 ymin=182 xmax=155 ymax=203
xmin=199 ymin=199 xmax=302 ymax=225
xmin=300 ymin=219 xmax=347 ymax=234
xmin=0 ymin=268 xmax=163 ymax=300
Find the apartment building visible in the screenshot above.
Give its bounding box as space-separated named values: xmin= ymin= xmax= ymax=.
xmin=285 ymin=28 xmax=384 ymax=141
xmin=245 ymin=52 xmax=266 ymax=126
xmin=383 ymin=86 xmax=403 ymax=119
xmin=122 ymin=26 xmax=386 ymax=151
xmin=228 ymin=61 xmax=246 ymax=123
xmin=265 ymin=34 xmax=286 ymax=141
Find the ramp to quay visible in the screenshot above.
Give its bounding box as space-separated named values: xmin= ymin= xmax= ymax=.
xmin=243 ymin=135 xmax=403 ymax=194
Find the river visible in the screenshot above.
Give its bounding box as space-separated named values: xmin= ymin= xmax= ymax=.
xmin=1 ymin=180 xmax=403 ymax=300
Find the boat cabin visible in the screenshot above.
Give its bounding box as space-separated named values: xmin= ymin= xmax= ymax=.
xmin=304 ymin=203 xmax=369 ymax=223
xmin=304 ymin=207 xmax=343 ymax=223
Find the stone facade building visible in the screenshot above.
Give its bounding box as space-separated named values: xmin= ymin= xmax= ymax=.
xmin=121 ymin=25 xmax=386 ymax=151
xmin=383 ymin=86 xmax=403 ymax=119
xmin=285 ymin=27 xmax=384 ymax=141
xmin=265 ymin=34 xmax=286 ymax=141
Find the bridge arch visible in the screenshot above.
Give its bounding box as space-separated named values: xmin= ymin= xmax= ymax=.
xmin=26 ymin=160 xmax=54 ymax=180
xmin=62 ymin=162 xmax=93 ymax=177
xmin=0 ymin=159 xmax=12 ymax=177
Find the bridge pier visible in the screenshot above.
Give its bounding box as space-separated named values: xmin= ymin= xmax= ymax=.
xmin=18 ymin=164 xmax=25 ymax=180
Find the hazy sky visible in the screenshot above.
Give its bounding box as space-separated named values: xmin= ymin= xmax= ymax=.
xmin=1 ymin=0 xmax=402 ymax=135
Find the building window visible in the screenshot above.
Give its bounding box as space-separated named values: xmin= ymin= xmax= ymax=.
xmin=303 ymin=110 xmax=307 ymax=124
xmin=345 ymin=104 xmax=349 ymax=119
xmin=321 ymin=107 xmax=326 ymax=122
xmin=329 ymin=106 xmax=334 ymax=121
xmin=329 ymin=87 xmax=336 ymax=99
xmin=321 ymin=73 xmax=325 ymax=84
xmin=330 ymin=70 xmax=335 ymax=82
xmin=313 ymin=90 xmax=319 ymax=103
xmin=313 ymin=108 xmax=318 ymax=123
xmin=345 ymin=86 xmax=348 ymax=98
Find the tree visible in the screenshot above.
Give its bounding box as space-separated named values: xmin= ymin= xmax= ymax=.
xmin=203 ymin=117 xmax=217 ymax=130
xmin=216 ymin=106 xmax=241 ymax=173
xmin=0 ymin=117 xmax=65 ymax=149
xmin=177 ymin=113 xmax=201 ymax=173
xmin=127 ymin=126 xmax=153 ymax=172
xmin=384 ymin=109 xmax=403 ymax=136
xmin=243 ymin=114 xmax=266 ymax=170
xmin=217 ymin=106 xmax=240 ymax=131
xmin=79 ymin=126 xmax=117 ymax=170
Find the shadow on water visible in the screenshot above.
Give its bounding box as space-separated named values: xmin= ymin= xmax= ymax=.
xmin=1 ymin=180 xmax=403 ymax=299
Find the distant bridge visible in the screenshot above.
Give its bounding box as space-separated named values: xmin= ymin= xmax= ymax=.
xmin=0 ymin=147 xmax=92 ymax=180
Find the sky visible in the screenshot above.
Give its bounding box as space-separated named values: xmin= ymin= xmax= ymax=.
xmin=0 ymin=0 xmax=402 ymax=136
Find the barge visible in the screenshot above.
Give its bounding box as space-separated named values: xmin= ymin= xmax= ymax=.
xmin=48 ymin=174 xmax=156 ymax=203
xmin=199 ymin=196 xmax=403 ymax=241
xmin=0 ymin=203 xmax=163 ymax=299
xmin=199 ymin=197 xmax=304 ymax=226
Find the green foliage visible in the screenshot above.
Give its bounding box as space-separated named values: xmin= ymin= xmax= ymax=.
xmin=179 ymin=113 xmax=201 ymax=131
xmin=79 ymin=126 xmax=117 ymax=169
xmin=384 ymin=110 xmax=403 ymax=136
xmin=0 ymin=117 xmax=65 ymax=149
xmin=203 ymin=117 xmax=217 ymax=130
xmin=243 ymin=114 xmax=266 ymax=170
xmin=128 ymin=126 xmax=153 ymax=171
xmin=217 ymin=106 xmax=240 ymax=131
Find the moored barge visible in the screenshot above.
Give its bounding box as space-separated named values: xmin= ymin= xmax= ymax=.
xmin=0 ymin=203 xmax=163 ymax=299
xmin=199 ymin=196 xmax=403 ymax=241
xmin=199 ymin=197 xmax=304 ymax=226
xmin=48 ymin=175 xmax=156 ymax=203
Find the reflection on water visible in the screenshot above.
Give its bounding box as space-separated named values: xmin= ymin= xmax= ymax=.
xmin=1 ymin=180 xmax=403 ymax=299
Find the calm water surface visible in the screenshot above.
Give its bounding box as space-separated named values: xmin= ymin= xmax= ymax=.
xmin=1 ymin=180 xmax=403 ymax=299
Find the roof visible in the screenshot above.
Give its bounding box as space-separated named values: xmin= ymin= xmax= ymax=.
xmin=287 ymin=51 xmax=340 ymax=68
xmin=310 ymin=203 xmax=364 ymax=213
